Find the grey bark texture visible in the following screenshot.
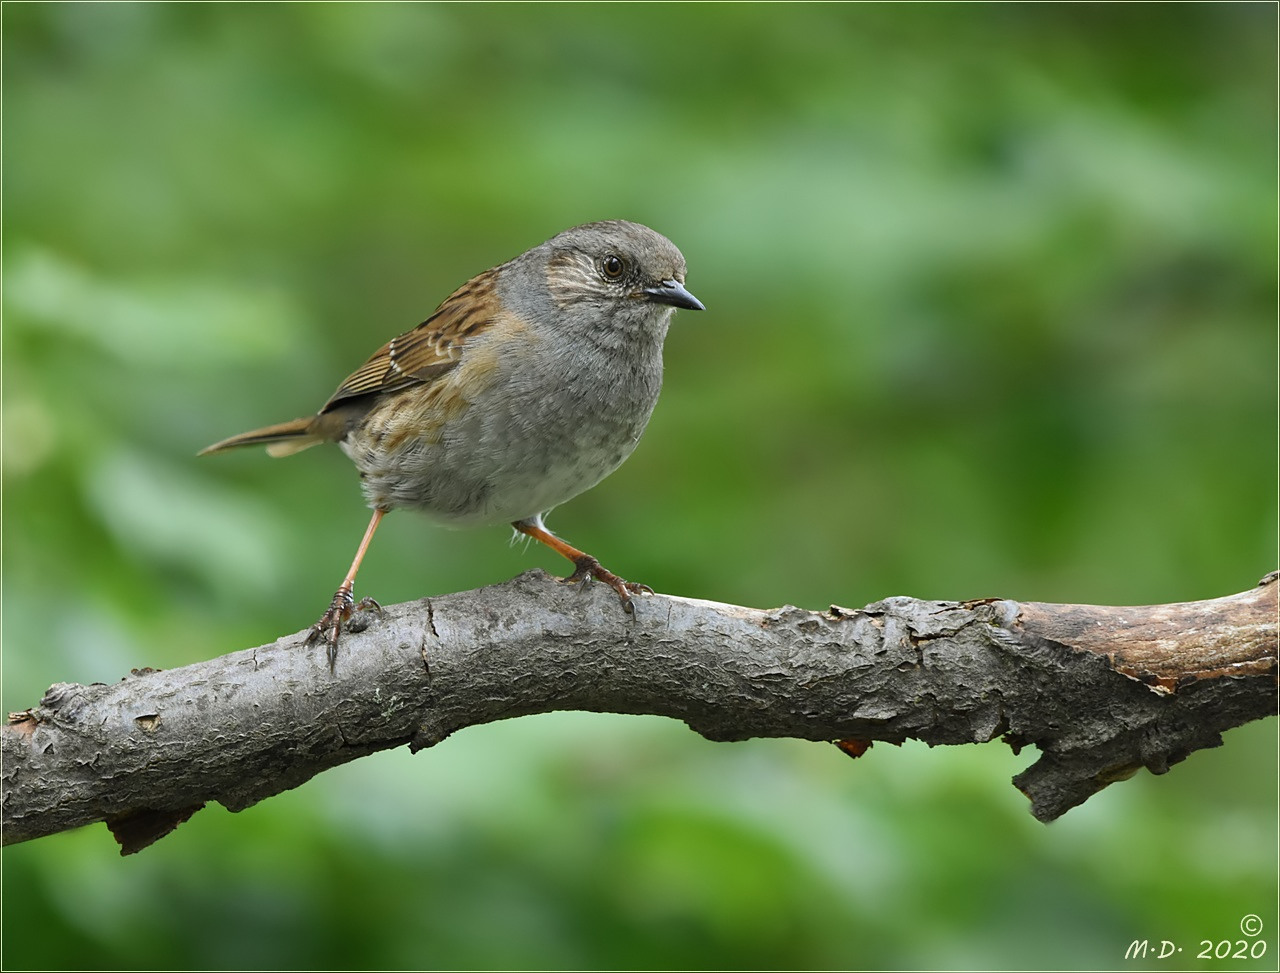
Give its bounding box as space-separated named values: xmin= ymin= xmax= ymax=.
xmin=4 ymin=570 xmax=1276 ymax=855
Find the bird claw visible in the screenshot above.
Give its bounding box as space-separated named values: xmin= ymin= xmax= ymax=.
xmin=345 ymin=597 xmax=384 ymax=633
xmin=305 ymin=587 xmax=383 ymax=669
xmin=565 ymin=556 xmax=652 ymax=612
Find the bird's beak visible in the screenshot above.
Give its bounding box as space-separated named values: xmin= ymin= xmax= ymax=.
xmin=644 ymin=279 xmax=705 ymax=311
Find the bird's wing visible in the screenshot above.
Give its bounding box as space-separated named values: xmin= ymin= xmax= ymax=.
xmin=321 ymin=271 xmax=498 ymax=412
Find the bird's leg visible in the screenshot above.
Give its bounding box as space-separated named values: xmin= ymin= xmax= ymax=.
xmin=307 ymin=508 xmax=387 ymax=667
xmin=511 ymin=518 xmax=652 ymax=613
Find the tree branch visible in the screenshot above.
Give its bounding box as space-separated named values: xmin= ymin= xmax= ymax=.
xmin=4 ymin=570 xmax=1276 ymax=854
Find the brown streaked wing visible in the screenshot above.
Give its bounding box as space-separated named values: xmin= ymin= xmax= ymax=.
xmin=320 ymin=271 xmax=499 ymax=413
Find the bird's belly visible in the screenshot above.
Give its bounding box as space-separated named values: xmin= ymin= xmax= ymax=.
xmin=341 ymin=377 xmax=656 ymax=527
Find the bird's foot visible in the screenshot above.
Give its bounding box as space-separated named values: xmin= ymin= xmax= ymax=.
xmin=564 ymin=555 xmax=653 ymax=613
xmin=305 ymin=583 xmax=382 ymax=668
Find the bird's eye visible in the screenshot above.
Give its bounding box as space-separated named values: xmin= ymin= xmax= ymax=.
xmin=600 ymin=255 xmax=625 ymax=280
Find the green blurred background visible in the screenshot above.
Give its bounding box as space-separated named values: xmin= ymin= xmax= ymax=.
xmin=3 ymin=3 xmax=1276 ymax=969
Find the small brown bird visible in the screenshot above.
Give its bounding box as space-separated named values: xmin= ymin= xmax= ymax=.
xmin=201 ymin=220 xmax=703 ymax=663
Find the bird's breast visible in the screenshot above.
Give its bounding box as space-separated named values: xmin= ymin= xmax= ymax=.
xmin=343 ymin=326 xmax=666 ymax=527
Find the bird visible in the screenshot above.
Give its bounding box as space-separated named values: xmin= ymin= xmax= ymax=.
xmin=201 ymin=220 xmax=703 ymax=664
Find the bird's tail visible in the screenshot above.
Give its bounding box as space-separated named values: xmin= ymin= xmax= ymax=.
xmin=199 ymin=417 xmax=324 ymax=458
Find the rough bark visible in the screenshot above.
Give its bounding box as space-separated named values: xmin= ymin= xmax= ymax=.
xmin=4 ymin=570 xmax=1276 ymax=854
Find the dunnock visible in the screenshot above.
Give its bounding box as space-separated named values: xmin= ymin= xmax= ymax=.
xmin=201 ymin=220 xmax=703 ymax=662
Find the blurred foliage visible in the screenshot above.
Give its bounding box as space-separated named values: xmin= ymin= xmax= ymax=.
xmin=3 ymin=3 xmax=1276 ymax=970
